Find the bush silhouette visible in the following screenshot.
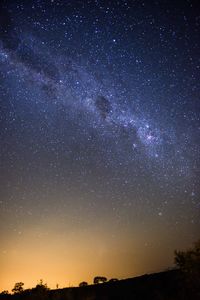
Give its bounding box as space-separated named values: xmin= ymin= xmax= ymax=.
xmin=79 ymin=281 xmax=88 ymax=287
xmin=108 ymin=278 xmax=118 ymax=282
xmin=0 ymin=291 xmax=9 ymax=295
xmin=31 ymin=279 xmax=49 ymax=295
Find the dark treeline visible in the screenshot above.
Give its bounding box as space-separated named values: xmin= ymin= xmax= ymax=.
xmin=1 ymin=240 xmax=199 ymax=300
xmin=0 ymin=270 xmax=199 ymax=300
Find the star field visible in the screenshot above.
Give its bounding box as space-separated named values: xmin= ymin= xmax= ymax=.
xmin=0 ymin=0 xmax=200 ymax=291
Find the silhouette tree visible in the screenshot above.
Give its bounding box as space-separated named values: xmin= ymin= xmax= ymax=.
xmin=93 ymin=276 xmax=107 ymax=284
xmin=175 ymin=239 xmax=200 ymax=274
xmin=12 ymin=282 xmax=24 ymax=294
xmin=175 ymin=239 xmax=200 ymax=296
xmin=25 ymin=279 xmax=50 ymax=300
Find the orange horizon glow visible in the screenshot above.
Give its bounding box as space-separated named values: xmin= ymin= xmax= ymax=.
xmin=1 ymin=215 xmax=186 ymax=293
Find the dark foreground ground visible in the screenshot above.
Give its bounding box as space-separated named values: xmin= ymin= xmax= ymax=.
xmin=1 ymin=269 xmax=199 ymax=300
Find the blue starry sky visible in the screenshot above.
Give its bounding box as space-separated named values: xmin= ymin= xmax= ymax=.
xmin=0 ymin=0 xmax=199 ymax=291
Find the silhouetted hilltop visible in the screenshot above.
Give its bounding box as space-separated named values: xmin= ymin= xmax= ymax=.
xmin=0 ymin=269 xmax=199 ymax=300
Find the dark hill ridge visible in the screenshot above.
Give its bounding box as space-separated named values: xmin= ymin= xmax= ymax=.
xmin=0 ymin=269 xmax=199 ymax=300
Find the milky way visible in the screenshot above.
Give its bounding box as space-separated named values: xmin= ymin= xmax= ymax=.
xmin=0 ymin=30 xmax=192 ymax=173
xmin=0 ymin=0 xmax=199 ymax=291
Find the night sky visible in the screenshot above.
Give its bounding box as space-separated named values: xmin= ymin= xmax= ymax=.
xmin=0 ymin=0 xmax=200 ymax=292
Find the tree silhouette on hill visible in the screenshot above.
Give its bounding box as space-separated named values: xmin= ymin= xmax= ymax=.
xmin=12 ymin=282 xmax=24 ymax=294
xmin=93 ymin=276 xmax=107 ymax=284
xmin=175 ymin=239 xmax=200 ymax=297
